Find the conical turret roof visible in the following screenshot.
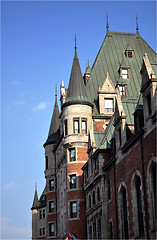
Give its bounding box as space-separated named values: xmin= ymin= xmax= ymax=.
xmin=48 ymin=95 xmax=59 ymax=136
xmin=31 ymin=187 xmax=39 ymax=210
xmin=44 ymin=92 xmax=60 ymax=147
xmin=63 ymin=36 xmax=93 ymax=109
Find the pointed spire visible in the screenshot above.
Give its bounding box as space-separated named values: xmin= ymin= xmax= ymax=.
xmin=136 ymin=14 xmax=139 ymax=34
xmin=106 ymin=12 xmax=109 ymax=33
xmin=48 ymin=89 xmax=59 ymax=136
xmin=74 ymin=33 xmax=77 ymax=59
xmin=31 ymin=184 xmax=39 ymax=210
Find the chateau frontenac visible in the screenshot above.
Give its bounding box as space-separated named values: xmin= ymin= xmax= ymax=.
xmin=31 ymin=19 xmax=157 ymax=239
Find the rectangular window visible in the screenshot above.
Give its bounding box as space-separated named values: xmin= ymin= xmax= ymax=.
xmin=70 ymin=174 xmax=76 ymax=189
xmin=49 ymin=223 xmax=55 ymax=236
xmin=93 ymin=222 xmax=96 ymax=239
xmin=70 ymin=201 xmax=77 ymax=218
xmin=40 ymin=228 xmax=42 ymax=236
xmin=43 ymin=209 xmax=45 ymax=218
xmin=70 ymin=148 xmax=76 ymax=162
xmin=105 ymin=99 xmax=114 ymax=112
xmin=49 ymin=179 xmax=54 ymax=191
xmin=122 ymin=69 xmax=128 ymax=79
xmin=82 ymin=119 xmax=87 ymax=134
xmin=43 ymin=227 xmax=45 ymax=236
xmin=46 ymin=156 xmax=48 ymax=170
xmin=74 ymin=119 xmax=79 ymax=133
xmin=49 ymin=201 xmax=55 ymax=213
xmin=119 ymin=85 xmax=126 ymax=96
xmin=64 ymin=119 xmax=68 ymax=136
xmin=108 ymin=181 xmax=111 ymax=200
xmin=39 ymin=210 xmax=42 ymax=219
xmin=127 ymin=50 xmax=133 ymax=58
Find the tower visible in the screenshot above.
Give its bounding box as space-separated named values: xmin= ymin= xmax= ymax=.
xmin=58 ymin=36 xmax=93 ymax=238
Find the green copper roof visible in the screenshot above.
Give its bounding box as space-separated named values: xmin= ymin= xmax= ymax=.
xmin=65 ymin=41 xmax=90 ymax=104
xmin=86 ymin=31 xmax=156 ymax=115
xmin=44 ymin=94 xmax=60 ymax=146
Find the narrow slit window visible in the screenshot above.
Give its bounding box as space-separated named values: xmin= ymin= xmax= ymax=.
xmin=74 ymin=119 xmax=79 ymax=133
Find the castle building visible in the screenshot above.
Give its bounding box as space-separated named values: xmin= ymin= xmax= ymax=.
xmin=31 ymin=19 xmax=156 ymax=239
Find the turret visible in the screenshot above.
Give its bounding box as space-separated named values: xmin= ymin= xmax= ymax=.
xmin=31 ymin=186 xmax=39 ymax=240
xmin=84 ymin=59 xmax=91 ymax=85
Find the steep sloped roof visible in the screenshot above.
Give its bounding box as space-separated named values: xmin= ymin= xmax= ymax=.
xmin=65 ymin=46 xmax=89 ymax=103
xmin=86 ymin=31 xmax=156 ymax=114
xmin=44 ymin=95 xmax=60 ymax=147
xmin=31 ymin=188 xmax=39 ymax=210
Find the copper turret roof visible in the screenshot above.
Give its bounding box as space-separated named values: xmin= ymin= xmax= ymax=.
xmin=63 ymin=35 xmax=93 ymax=109
xmin=44 ymin=90 xmax=60 ymax=147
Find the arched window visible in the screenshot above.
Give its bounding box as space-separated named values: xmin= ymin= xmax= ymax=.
xmin=93 ymin=191 xmax=95 ymax=205
xmin=136 ymin=177 xmax=144 ymax=236
xmin=97 ymin=187 xmax=101 ymax=202
xmin=119 ymin=186 xmax=129 ymax=239
xmin=132 ymin=173 xmax=144 ymax=237
xmin=148 ymin=161 xmax=156 ymax=230
xmin=89 ymin=195 xmax=91 ymax=209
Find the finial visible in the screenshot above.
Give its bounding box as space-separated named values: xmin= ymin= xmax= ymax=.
xmin=136 ymin=14 xmax=139 ymax=34
xmin=55 ymin=85 xmax=57 ymax=98
xmin=88 ymin=58 xmax=89 ymax=67
xmin=75 ymin=33 xmax=77 ymax=51
xmin=106 ymin=12 xmax=109 ymax=33
xmin=35 ymin=182 xmax=37 ymax=191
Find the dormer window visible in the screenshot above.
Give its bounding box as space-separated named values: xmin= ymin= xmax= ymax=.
xmin=105 ymin=98 xmax=114 ymax=112
xmin=126 ymin=50 xmax=134 ymax=58
xmin=119 ymin=85 xmax=126 ymax=96
xmin=122 ymin=69 xmax=128 ymax=80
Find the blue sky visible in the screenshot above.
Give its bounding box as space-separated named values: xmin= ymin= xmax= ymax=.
xmin=1 ymin=1 xmax=156 ymax=239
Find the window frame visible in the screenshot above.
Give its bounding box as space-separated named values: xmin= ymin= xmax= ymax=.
xmin=49 ymin=201 xmax=55 ymax=213
xmin=49 ymin=222 xmax=55 ymax=237
xmin=69 ymin=148 xmax=76 ymax=162
xmin=73 ymin=118 xmax=80 ymax=134
xmin=104 ymin=98 xmax=114 ymax=112
xmin=70 ymin=201 xmax=77 ymax=218
xmin=49 ymin=179 xmax=55 ymax=191
xmin=81 ymin=118 xmax=87 ymax=134
xmin=45 ymin=156 xmax=48 ymax=170
xmin=64 ymin=119 xmax=68 ymax=136
xmin=69 ymin=174 xmax=77 ymax=189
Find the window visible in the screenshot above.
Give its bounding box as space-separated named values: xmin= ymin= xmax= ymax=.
xmin=43 ymin=209 xmax=45 ymax=218
xmin=46 ymin=156 xmax=48 ymax=170
xmin=97 ymin=219 xmax=102 ymax=239
xmin=97 ymin=187 xmax=101 ymax=202
xmin=64 ymin=119 xmax=68 ymax=136
xmin=70 ymin=148 xmax=76 ymax=162
xmin=40 ymin=228 xmax=42 ymax=236
xmin=82 ymin=119 xmax=87 ymax=134
xmin=146 ymin=93 xmax=152 ymax=115
xmin=70 ymin=201 xmax=77 ymax=218
xmin=120 ymin=186 xmax=129 ymax=239
xmin=136 ymin=177 xmax=144 ymax=236
xmin=70 ymin=174 xmax=76 ymax=189
xmin=43 ymin=228 xmax=45 ymax=236
xmin=122 ymin=69 xmax=128 ymax=79
xmin=49 ymin=179 xmax=54 ymax=191
xmin=89 ymin=225 xmax=92 ymax=239
xmin=93 ymin=191 xmax=95 ymax=205
xmin=89 ymin=195 xmax=91 ymax=208
xmin=105 ymin=98 xmax=114 ymax=112
xmin=49 ymin=201 xmax=55 ymax=213
xmin=93 ymin=222 xmax=96 ymax=239
xmin=119 ymin=85 xmax=126 ymax=96
xmin=39 ymin=210 xmax=42 ymax=219
xmin=109 ymin=221 xmax=113 ymax=239
xmin=108 ymin=181 xmax=111 ymax=201
xmin=74 ymin=119 xmax=79 ymax=133
xmin=126 ymin=50 xmax=133 ymax=58
xmin=49 ymin=223 xmax=55 ymax=236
